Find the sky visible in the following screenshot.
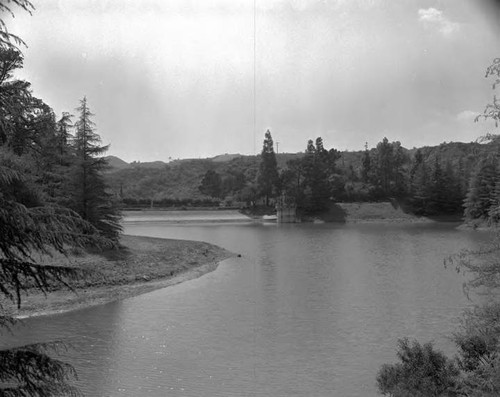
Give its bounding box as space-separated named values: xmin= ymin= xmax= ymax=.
xmin=4 ymin=0 xmax=500 ymax=162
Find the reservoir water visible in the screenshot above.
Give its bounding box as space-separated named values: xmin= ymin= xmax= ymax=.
xmin=3 ymin=212 xmax=492 ymax=396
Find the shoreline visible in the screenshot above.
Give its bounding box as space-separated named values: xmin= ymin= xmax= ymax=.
xmin=123 ymin=204 xmax=467 ymax=225
xmin=11 ymin=213 xmax=480 ymax=320
xmin=9 ymin=235 xmax=234 ymax=319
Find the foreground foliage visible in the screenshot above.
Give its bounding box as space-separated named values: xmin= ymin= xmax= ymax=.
xmin=377 ymin=339 xmax=460 ymax=397
xmin=1 ymin=3 xmax=121 ymax=395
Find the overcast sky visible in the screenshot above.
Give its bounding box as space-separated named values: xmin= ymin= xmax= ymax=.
xmin=5 ymin=0 xmax=500 ymax=162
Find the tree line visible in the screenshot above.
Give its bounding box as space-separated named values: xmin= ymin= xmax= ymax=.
xmin=191 ymin=131 xmax=493 ymax=220
xmin=1 ymin=2 xmax=120 ymax=394
xmin=109 ymin=129 xmax=499 ymax=223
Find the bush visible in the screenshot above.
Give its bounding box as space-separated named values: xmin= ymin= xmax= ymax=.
xmin=376 ymin=338 xmax=461 ymax=397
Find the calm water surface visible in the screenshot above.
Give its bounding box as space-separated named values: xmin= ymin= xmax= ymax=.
xmin=3 ymin=212 xmax=492 ymax=396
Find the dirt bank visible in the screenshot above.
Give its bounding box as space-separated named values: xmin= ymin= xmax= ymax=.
xmin=7 ymin=235 xmax=233 ymax=319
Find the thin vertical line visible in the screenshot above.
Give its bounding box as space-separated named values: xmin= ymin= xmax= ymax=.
xmin=253 ymin=0 xmax=257 ymax=156
xmin=252 ymin=0 xmax=257 ymax=394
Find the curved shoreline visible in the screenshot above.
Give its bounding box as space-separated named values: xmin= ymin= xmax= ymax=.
xmin=9 ymin=235 xmax=234 ymax=319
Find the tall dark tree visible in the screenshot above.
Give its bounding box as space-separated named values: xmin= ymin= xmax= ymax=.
xmin=55 ymin=112 xmax=74 ymax=159
xmin=361 ymin=142 xmax=371 ymax=184
xmin=372 ymin=138 xmax=408 ymax=198
xmin=392 ymin=141 xmax=407 ymax=196
xmin=257 ymin=129 xmax=279 ymax=206
xmin=0 ymin=5 xmax=110 ymax=392
xmin=70 ymin=97 xmax=122 ymax=241
xmin=0 ymin=48 xmax=33 ymax=151
xmin=297 ymin=137 xmax=341 ymax=212
xmin=0 ymin=147 xmax=107 ymax=396
xmin=375 ymin=137 xmax=393 ymax=195
xmin=463 ymin=157 xmax=497 ymax=223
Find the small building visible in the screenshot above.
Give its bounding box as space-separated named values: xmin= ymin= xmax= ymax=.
xmin=276 ymin=194 xmax=297 ymax=223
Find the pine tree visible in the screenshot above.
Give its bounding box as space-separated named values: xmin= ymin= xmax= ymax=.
xmin=257 ymin=130 xmax=279 ymax=206
xmin=300 ymin=137 xmax=340 ymax=212
xmin=464 ymin=157 xmax=497 ymax=223
xmin=56 ymin=112 xmax=74 ymax=160
xmin=0 ymin=147 xmax=107 ymax=396
xmin=392 ymin=141 xmax=407 ymax=196
xmin=71 ymin=97 xmax=122 ymax=241
xmin=361 ymin=142 xmax=371 ymax=184
xmin=0 ymin=48 xmax=34 ymax=152
xmin=375 ymin=137 xmax=393 ymax=195
xmin=0 ymin=4 xmax=117 ymax=395
xmin=373 ymin=138 xmax=406 ymax=198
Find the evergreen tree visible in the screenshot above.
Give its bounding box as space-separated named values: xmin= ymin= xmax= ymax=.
xmin=428 ymin=156 xmax=445 ymax=214
xmin=70 ymin=97 xmax=122 ymax=241
xmin=0 ymin=48 xmax=34 ymax=152
xmin=0 ymin=6 xmax=110 ymax=392
xmin=361 ymin=142 xmax=371 ymax=184
xmin=0 ymin=4 xmax=131 ymax=395
xmin=300 ymin=137 xmax=340 ymax=212
xmin=257 ymin=130 xmax=279 ymax=206
xmin=306 ymin=139 xmax=315 ymax=155
xmin=56 ymin=112 xmax=74 ymax=160
xmin=392 ymin=141 xmax=407 ymax=196
xmin=463 ymin=157 xmax=497 ymax=222
xmin=42 ymin=112 xmax=76 ymax=205
xmin=0 ymin=147 xmax=106 ymax=396
xmin=306 ymin=138 xmax=330 ymax=211
xmin=373 ymin=138 xmax=407 ymax=198
xmin=375 ymin=137 xmax=393 ymax=195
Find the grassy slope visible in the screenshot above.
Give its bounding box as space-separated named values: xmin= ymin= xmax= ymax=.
xmin=335 ymin=202 xmax=431 ymax=222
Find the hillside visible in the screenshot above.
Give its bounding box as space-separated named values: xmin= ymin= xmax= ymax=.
xmin=105 ymin=154 xmax=261 ymax=206
xmin=105 ymin=155 xmax=131 ymax=171
xmin=105 ymin=139 xmax=492 ymax=210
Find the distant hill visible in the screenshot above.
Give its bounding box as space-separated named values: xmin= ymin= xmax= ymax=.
xmin=105 ymin=156 xmax=171 ymax=172
xmin=105 ymin=155 xmax=131 ymax=171
xmin=211 ymin=153 xmax=242 ymax=162
xmin=129 ymin=160 xmax=167 ymax=169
